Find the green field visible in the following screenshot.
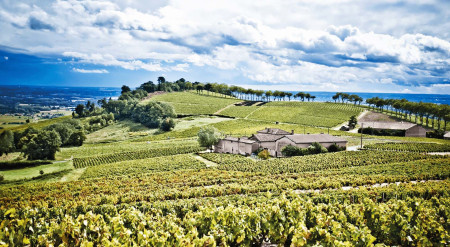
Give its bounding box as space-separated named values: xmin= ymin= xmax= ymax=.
xmin=1 ymin=91 xmax=450 ymax=246
xmin=144 ymin=91 xmax=241 ymax=115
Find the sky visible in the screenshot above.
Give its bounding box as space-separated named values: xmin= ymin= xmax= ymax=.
xmin=0 ymin=0 xmax=449 ymax=94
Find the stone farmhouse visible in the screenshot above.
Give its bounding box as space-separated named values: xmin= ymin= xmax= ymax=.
xmin=214 ymin=128 xmax=347 ymax=157
xmin=360 ymin=122 xmax=427 ymax=137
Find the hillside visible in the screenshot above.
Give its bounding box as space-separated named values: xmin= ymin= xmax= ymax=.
xmin=143 ymin=91 xmax=241 ymax=115
xmin=1 ymin=91 xmax=450 ymax=246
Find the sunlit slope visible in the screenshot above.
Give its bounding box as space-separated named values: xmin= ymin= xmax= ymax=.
xmin=145 ymin=92 xmax=241 ymax=115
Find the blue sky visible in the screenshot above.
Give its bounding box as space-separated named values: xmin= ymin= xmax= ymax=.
xmin=0 ymin=0 xmax=449 ymax=94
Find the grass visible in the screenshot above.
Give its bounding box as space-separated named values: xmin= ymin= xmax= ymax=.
xmin=219 ymin=106 xmax=260 ymax=118
xmin=0 ymin=115 xmax=29 ymax=129
xmin=0 ymin=115 xmax=72 ymax=133
xmin=85 ymin=120 xmax=156 ymax=144
xmin=144 ymin=91 xmax=241 ymax=115
xmin=173 ymin=116 xmax=233 ymax=131
xmin=57 ymin=138 xmax=200 ymax=159
xmin=0 ymin=160 xmax=73 ymax=181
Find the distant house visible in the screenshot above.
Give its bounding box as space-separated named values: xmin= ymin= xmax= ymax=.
xmin=360 ymin=122 xmax=427 ymax=137
xmin=214 ymin=128 xmax=347 ymax=157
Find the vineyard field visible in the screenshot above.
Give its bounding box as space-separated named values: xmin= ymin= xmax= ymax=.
xmin=219 ymin=105 xmax=260 ymax=118
xmin=73 ymin=144 xmax=204 ymax=168
xmin=200 ymin=150 xmax=436 ymax=174
xmin=145 ymin=91 xmax=240 ymax=115
xmin=365 ymin=142 xmax=450 ymax=153
xmin=80 ymin=154 xmax=206 ymax=179
xmin=246 ymin=102 xmax=363 ymax=127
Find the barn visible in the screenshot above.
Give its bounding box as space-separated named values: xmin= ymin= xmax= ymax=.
xmin=360 ymin=122 xmax=427 ymax=137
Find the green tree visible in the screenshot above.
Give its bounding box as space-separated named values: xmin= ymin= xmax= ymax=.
xmin=160 ymin=118 xmax=176 ymax=131
xmin=75 ymin=104 xmax=85 ymax=117
xmin=197 ymin=126 xmax=221 ymax=150
xmin=157 ymin=77 xmax=166 ymax=91
xmin=132 ymin=102 xmax=176 ymax=128
xmin=67 ymin=131 xmax=86 ymax=146
xmin=121 ymin=85 xmax=131 ymax=94
xmin=23 ymin=130 xmax=62 ymax=160
xmin=0 ymin=130 xmax=14 ymax=156
xmin=348 ymin=115 xmax=358 ymax=129
xmin=281 ymin=145 xmax=303 ymax=157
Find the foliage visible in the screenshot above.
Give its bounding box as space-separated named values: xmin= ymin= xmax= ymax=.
xmin=39 ymin=170 xmax=44 ymax=175
xmin=197 ymin=126 xmax=221 ymax=149
xmin=257 ymin=149 xmax=270 ymax=160
xmin=365 ymin=142 xmax=450 ymax=153
xmin=23 ymin=130 xmax=62 ymax=160
xmin=202 ymin=150 xmax=436 ymax=174
xmin=247 ymin=102 xmax=363 ymax=127
xmin=80 ymin=154 xmax=206 ymax=179
xmin=348 ymin=115 xmax=358 ymax=129
xmin=281 ymin=145 xmax=303 ymax=157
xmin=159 ymin=117 xmax=175 ymax=131
xmin=327 ymin=143 xmax=346 ymax=152
xmin=73 ymin=144 xmax=203 ymax=168
xmin=145 ymin=91 xmax=240 ymax=115
xmin=306 ymin=142 xmax=328 ymax=155
xmin=359 ymin=127 xmax=405 ymax=136
xmin=0 ymin=160 xmax=52 ymax=171
xmin=0 ymin=130 xmax=14 ymax=156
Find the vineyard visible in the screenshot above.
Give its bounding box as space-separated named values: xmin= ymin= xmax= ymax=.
xmin=2 ymin=90 xmax=450 ymax=246
xmin=73 ymin=145 xmax=203 ymax=168
xmin=145 ymin=91 xmax=241 ymax=115
xmin=200 ymin=150 xmax=437 ymax=174
xmin=365 ymin=142 xmax=450 ymax=153
xmin=245 ymin=102 xmax=363 ymax=127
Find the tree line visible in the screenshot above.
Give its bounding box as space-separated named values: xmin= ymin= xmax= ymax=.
xmin=365 ymin=97 xmax=450 ymax=131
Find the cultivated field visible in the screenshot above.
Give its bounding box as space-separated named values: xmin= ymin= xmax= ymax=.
xmin=1 ymin=91 xmax=449 ymax=246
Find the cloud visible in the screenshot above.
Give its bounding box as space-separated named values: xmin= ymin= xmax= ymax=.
xmin=72 ymin=68 xmax=109 ymax=73
xmin=28 ymin=16 xmax=54 ymax=30
xmin=3 ymin=56 xmax=7 ymax=60
xmin=0 ymin=0 xmax=449 ymax=93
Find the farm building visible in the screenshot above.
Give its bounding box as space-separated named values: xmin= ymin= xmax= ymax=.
xmin=214 ymin=128 xmax=347 ymax=157
xmin=359 ymin=122 xmax=427 ymax=137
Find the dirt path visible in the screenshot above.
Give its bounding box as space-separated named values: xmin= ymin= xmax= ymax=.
xmin=192 ymin=153 xmax=218 ymax=167
xmin=214 ymin=102 xmax=241 ymax=115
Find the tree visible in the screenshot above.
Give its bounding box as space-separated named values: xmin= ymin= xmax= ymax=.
xmin=139 ymin=81 xmax=157 ymax=93
xmin=311 ymin=95 xmax=316 ymax=102
xmin=23 ymin=130 xmax=62 ymax=160
xmin=258 ymin=149 xmax=270 ymax=160
xmin=75 ymin=104 xmax=85 ymax=117
xmin=281 ymin=145 xmax=303 ymax=157
xmin=306 ymin=142 xmax=328 ymax=155
xmin=160 ymin=118 xmax=176 ymax=131
xmin=67 ymin=131 xmax=86 ymax=146
xmin=0 ymin=130 xmax=14 ymax=156
xmin=121 ymin=85 xmax=131 ymax=94
xmin=132 ymin=102 xmax=176 ymax=128
xmin=197 ymin=126 xmax=221 ymax=150
xmin=265 ymin=91 xmax=273 ymax=101
xmin=157 ymin=77 xmax=166 ymax=91
xmin=348 ymin=115 xmax=358 ymax=129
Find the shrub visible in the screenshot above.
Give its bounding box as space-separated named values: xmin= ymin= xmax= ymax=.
xmin=0 ymin=174 xmax=4 ymax=182
xmin=327 ymin=143 xmax=346 ymax=152
xmin=281 ymin=145 xmax=303 ymax=157
xmin=258 ymin=149 xmax=270 ymax=160
xmin=160 ymin=118 xmax=176 ymax=131
xmin=306 ymin=142 xmax=328 ymax=155
xmin=39 ymin=170 xmax=44 ymax=175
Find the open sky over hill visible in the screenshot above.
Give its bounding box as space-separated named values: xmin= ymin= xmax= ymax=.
xmin=0 ymin=0 xmax=449 ymax=94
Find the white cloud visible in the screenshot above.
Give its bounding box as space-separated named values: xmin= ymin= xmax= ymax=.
xmin=0 ymin=0 xmax=449 ymax=93
xmin=3 ymin=56 xmax=8 ymax=60
xmin=72 ymin=68 xmax=109 ymax=73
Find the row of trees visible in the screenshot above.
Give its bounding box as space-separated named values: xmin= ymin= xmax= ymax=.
xmin=366 ymin=97 xmax=450 ymax=130
xmin=332 ymin=93 xmax=364 ymax=105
